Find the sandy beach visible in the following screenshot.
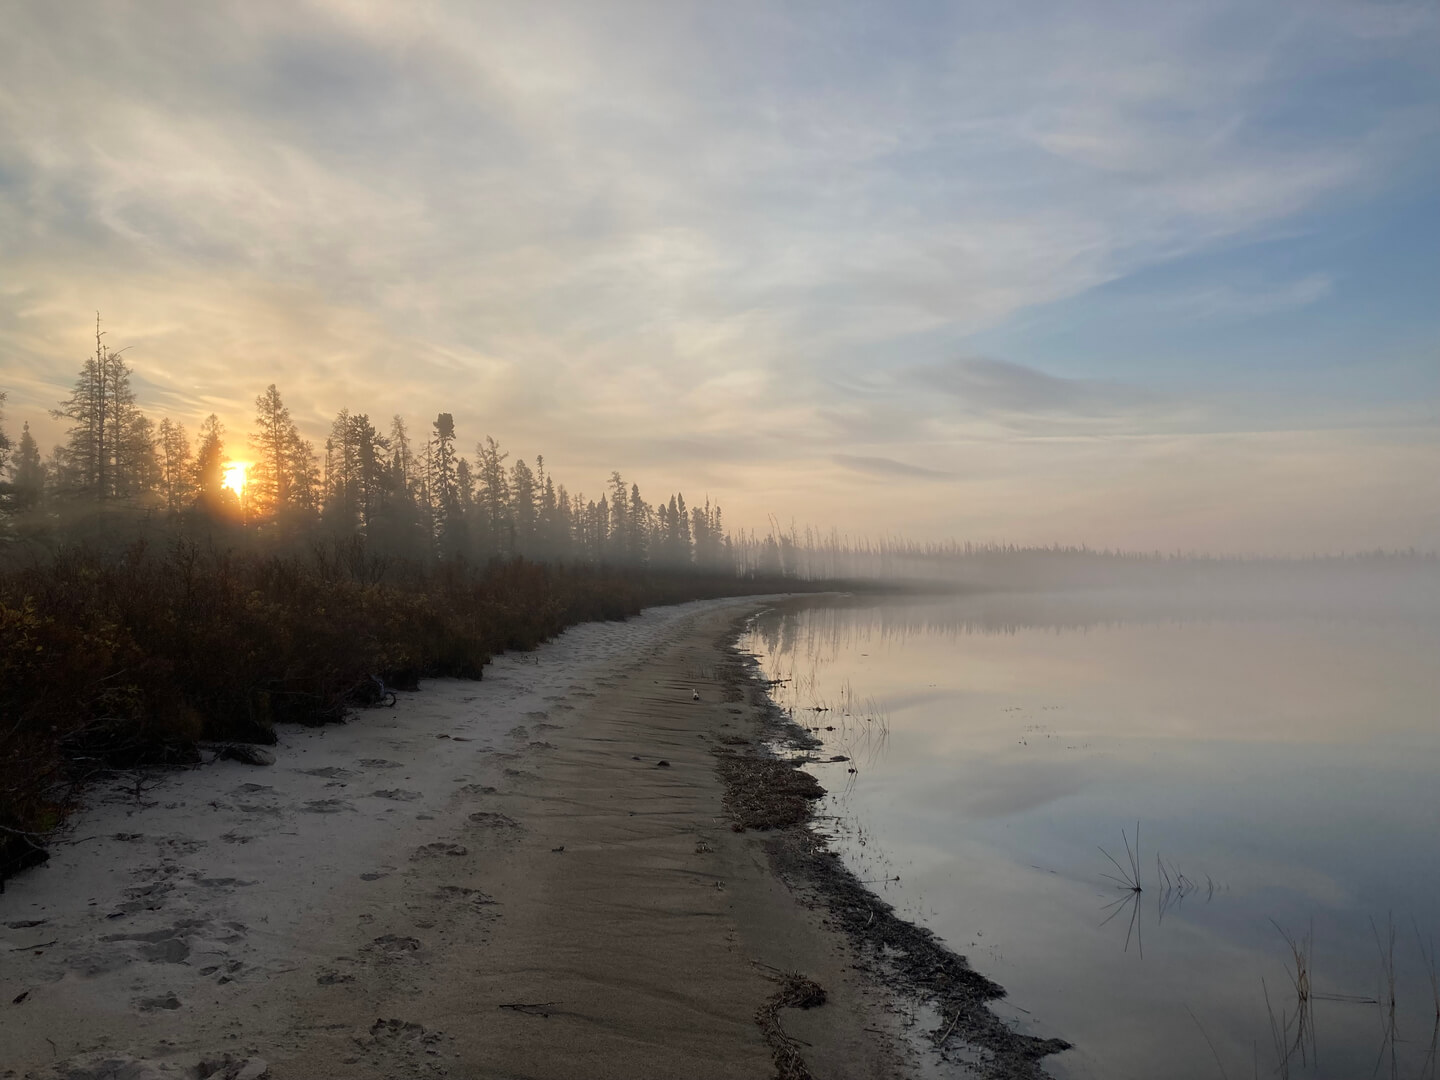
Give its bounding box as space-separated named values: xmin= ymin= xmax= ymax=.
xmin=0 ymin=598 xmax=911 ymax=1080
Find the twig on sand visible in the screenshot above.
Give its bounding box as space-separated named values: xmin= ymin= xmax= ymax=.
xmin=498 ymin=1000 xmax=561 ymax=1016
xmin=937 ymin=1008 xmax=963 ymax=1047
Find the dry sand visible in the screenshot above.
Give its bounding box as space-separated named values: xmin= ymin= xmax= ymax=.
xmin=1 ymin=598 xmax=912 ymax=1079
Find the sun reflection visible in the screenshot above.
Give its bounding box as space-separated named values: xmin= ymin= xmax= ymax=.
xmin=221 ymin=461 xmax=250 ymax=498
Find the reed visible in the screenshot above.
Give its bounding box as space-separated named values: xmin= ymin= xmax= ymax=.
xmin=1371 ymin=912 xmax=1399 ymax=1080
xmin=1099 ymin=822 xmax=1143 ymax=893
xmin=1419 ymin=920 xmax=1440 ymax=1080
xmin=1269 ymin=918 xmax=1315 ymax=1067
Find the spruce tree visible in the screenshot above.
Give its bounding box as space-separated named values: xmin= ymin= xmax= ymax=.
xmin=250 ymin=384 xmax=301 ymax=518
xmin=9 ymin=422 xmax=44 ymax=511
xmin=0 ymin=390 xmax=10 ymax=474
xmin=193 ymin=414 xmax=229 ymax=511
xmin=157 ymin=418 xmax=193 ymax=511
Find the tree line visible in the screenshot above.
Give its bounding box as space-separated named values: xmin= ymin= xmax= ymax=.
xmin=0 ymin=317 xmax=731 ymax=572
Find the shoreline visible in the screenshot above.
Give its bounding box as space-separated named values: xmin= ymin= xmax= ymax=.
xmin=0 ymin=595 xmax=1057 ymax=1079
xmin=721 ymin=601 xmax=1069 ymax=1078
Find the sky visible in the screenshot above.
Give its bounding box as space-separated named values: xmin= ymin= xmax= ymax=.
xmin=1 ymin=0 xmax=1437 ymax=555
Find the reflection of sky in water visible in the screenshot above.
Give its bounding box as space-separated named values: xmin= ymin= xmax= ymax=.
xmin=744 ymin=592 xmax=1440 ymax=1080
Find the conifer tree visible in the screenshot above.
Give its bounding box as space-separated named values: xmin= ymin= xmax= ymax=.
xmin=676 ymin=492 xmax=692 ymax=562
xmin=193 ymin=414 xmax=230 ymax=511
xmin=607 ymin=471 xmax=629 ymax=559
xmin=510 ymin=458 xmax=537 ymax=554
xmin=122 ymin=413 xmax=160 ymax=498
xmin=629 ymin=482 xmax=651 ymax=565
xmin=430 ymin=413 xmax=458 ymax=522
xmin=553 ymin=484 xmax=573 ymax=559
xmin=475 ymin=436 xmax=511 ymax=555
xmin=389 ymin=415 xmax=415 ymax=497
xmin=156 ymin=418 xmax=193 ymax=511
xmin=9 ymin=422 xmax=44 ymax=511
xmin=52 ymin=314 xmax=144 ymax=499
xmin=0 ymin=390 xmax=10 ymax=474
xmin=287 ymin=437 xmax=321 ymax=517
xmin=250 ymin=384 xmax=302 ymax=518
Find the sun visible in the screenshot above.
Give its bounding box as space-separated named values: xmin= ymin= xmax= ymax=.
xmin=221 ymin=461 xmax=250 ymax=498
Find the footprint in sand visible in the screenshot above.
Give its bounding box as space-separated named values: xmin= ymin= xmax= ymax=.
xmin=135 ymin=993 xmax=182 ymax=1011
xmin=412 ymin=842 xmax=467 ymax=859
xmin=301 ymin=799 xmax=354 ymax=813
xmin=358 ymin=758 xmax=403 ymax=769
xmin=368 ymin=789 xmax=422 ymax=801
xmin=466 ymin=812 xmax=519 ymax=829
xmin=436 ymin=885 xmax=498 ymax=906
xmin=369 ymin=934 xmax=422 ymax=953
xmin=299 ymin=766 xmax=354 ymax=779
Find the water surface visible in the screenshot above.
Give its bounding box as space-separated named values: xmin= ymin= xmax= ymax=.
xmin=743 ymin=590 xmax=1440 ymax=1079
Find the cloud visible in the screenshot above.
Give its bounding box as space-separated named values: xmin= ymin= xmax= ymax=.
xmin=832 ymin=454 xmax=955 ymax=481
xmin=909 ymin=358 xmax=1156 ymax=418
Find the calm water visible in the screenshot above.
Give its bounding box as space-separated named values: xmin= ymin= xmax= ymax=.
xmin=742 ymin=591 xmax=1440 ymax=1080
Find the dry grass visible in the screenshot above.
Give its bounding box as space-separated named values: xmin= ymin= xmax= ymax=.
xmin=754 ymin=967 xmax=827 ymax=1080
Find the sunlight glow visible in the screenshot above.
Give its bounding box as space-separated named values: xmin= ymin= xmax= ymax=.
xmin=221 ymin=461 xmax=250 ymax=498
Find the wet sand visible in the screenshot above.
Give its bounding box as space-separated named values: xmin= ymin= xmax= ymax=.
xmin=0 ymin=598 xmax=909 ymax=1079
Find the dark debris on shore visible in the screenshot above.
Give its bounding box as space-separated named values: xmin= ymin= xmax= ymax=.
xmin=713 ymin=612 xmax=1071 ymax=1080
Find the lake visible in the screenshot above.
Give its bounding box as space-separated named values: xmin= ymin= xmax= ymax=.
xmin=741 ymin=589 xmax=1440 ymax=1079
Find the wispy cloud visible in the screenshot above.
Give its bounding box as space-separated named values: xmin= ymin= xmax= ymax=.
xmin=910 ymin=358 xmax=1156 ymax=418
xmin=832 ymin=454 xmax=955 ymax=481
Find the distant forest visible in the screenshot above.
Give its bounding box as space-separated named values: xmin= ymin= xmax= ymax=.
xmin=0 ymin=319 xmax=1435 ymax=582
xmin=0 ymin=317 xmax=743 ymax=573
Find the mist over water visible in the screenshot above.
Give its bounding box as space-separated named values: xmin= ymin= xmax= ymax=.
xmin=744 ymin=580 xmax=1440 ymax=1079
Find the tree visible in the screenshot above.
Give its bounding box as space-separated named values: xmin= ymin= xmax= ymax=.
xmin=608 ymin=471 xmax=629 ymax=559
xmin=8 ymin=421 xmax=44 ymax=512
xmin=52 ymin=314 xmax=143 ymax=499
xmin=389 ymin=415 xmax=416 ymax=499
xmin=553 ymin=484 xmax=573 ymax=558
xmin=287 ymin=437 xmax=321 ymax=517
xmin=0 ymin=390 xmax=10 ymax=475
xmin=250 ymin=384 xmax=302 ymax=519
xmin=322 ymin=410 xmax=390 ymax=534
xmin=510 ymin=458 xmax=536 ymax=554
xmin=157 ymin=418 xmax=193 ymax=511
xmin=120 ymin=412 xmax=159 ymax=498
xmin=430 ymin=413 xmax=458 ymax=522
xmin=475 ymin=436 xmax=511 ymax=555
xmin=193 ymin=413 xmax=231 ymax=512
xmin=350 ymin=413 xmax=390 ymax=532
xmin=629 ymin=482 xmax=651 ymax=565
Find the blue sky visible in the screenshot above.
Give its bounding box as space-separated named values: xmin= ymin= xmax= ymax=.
xmin=1 ymin=0 xmax=1436 ymax=552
